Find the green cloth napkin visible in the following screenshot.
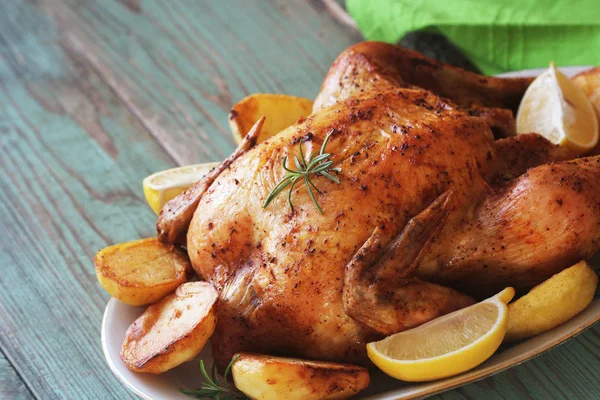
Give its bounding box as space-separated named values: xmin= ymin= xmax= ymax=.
xmin=347 ymin=0 xmax=600 ymax=74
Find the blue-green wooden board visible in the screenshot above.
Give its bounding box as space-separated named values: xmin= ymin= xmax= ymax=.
xmin=0 ymin=0 xmax=598 ymax=399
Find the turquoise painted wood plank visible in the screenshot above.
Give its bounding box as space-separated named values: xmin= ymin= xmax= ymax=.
xmin=1 ymin=0 xmax=599 ymax=399
xmin=39 ymin=0 xmax=362 ymax=165
xmin=0 ymin=1 xmax=361 ymax=399
xmin=0 ymin=353 xmax=33 ymax=400
xmin=451 ymin=328 xmax=600 ymax=400
xmin=39 ymin=1 xmax=600 ymax=398
xmin=0 ymin=0 xmax=177 ymax=398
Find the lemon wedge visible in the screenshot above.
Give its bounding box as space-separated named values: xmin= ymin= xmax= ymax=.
xmin=516 ymin=63 xmax=598 ymax=154
xmin=143 ymin=162 xmax=219 ymax=214
xmin=367 ymin=287 xmax=515 ymax=382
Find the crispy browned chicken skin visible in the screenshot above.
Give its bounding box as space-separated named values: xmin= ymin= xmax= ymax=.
xmin=158 ymin=42 xmax=600 ymax=370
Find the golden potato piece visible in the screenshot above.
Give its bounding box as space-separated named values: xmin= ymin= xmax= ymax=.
xmin=95 ymin=238 xmax=192 ymax=306
xmin=228 ymin=93 xmax=313 ymax=143
xmin=573 ymin=67 xmax=600 ymax=155
xmin=232 ymin=352 xmax=370 ymax=400
xmin=121 ymin=281 xmax=218 ymax=374
xmin=505 ymin=260 xmax=598 ymax=342
xmin=573 ymin=67 xmax=600 ymax=115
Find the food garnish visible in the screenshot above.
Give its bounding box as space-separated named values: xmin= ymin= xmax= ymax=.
xmin=181 ymin=355 xmax=246 ymax=399
xmin=367 ymin=288 xmax=514 ymax=382
xmin=506 ymin=260 xmax=598 ymax=342
xmin=516 ymin=62 xmax=599 ymax=153
xmin=263 ymin=130 xmax=341 ymax=214
xmin=143 ymin=163 xmax=219 ymax=215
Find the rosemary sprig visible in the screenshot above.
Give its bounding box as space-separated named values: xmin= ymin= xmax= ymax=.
xmin=263 ymin=130 xmax=341 ymax=214
xmin=180 ymin=355 xmax=246 ymax=399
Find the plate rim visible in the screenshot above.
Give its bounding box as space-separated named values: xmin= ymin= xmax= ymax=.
xmin=102 ymin=65 xmax=598 ymax=400
xmin=102 ymin=299 xmax=154 ymax=400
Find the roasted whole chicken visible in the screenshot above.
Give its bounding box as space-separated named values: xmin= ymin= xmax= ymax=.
xmin=157 ymin=42 xmax=600 ymax=370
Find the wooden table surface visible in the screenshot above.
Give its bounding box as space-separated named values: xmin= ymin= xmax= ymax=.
xmin=1 ymin=1 xmax=599 ymax=399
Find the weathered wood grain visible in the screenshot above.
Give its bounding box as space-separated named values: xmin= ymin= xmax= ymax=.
xmin=0 ymin=352 xmax=33 ymax=400
xmin=1 ymin=0 xmax=600 ymax=399
xmin=0 ymin=0 xmax=174 ymax=398
xmin=0 ymin=1 xmax=360 ymax=399
xmin=444 ymin=327 xmax=600 ymax=400
xmin=39 ymin=0 xmax=362 ymax=166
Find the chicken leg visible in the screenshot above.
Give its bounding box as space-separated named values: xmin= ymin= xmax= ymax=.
xmin=417 ymin=156 xmax=600 ymax=298
xmin=314 ymin=41 xmax=533 ymax=113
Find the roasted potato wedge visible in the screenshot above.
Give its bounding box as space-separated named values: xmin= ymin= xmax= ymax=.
xmin=121 ymin=281 xmax=218 ymax=373
xmin=95 ymin=238 xmax=192 ymax=306
xmin=573 ymin=67 xmax=600 ymax=155
xmin=505 ymin=260 xmax=598 ymax=342
xmin=232 ymin=353 xmax=370 ymax=400
xmin=228 ymin=93 xmax=313 ymax=143
xmin=573 ymin=67 xmax=600 ymax=114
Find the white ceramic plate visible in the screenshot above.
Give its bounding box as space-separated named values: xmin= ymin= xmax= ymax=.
xmin=102 ymin=66 xmax=600 ymax=399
